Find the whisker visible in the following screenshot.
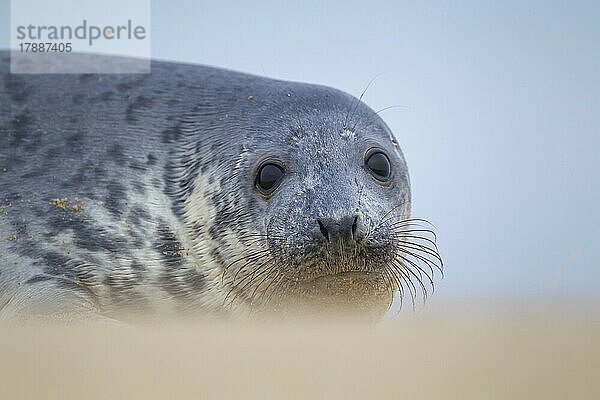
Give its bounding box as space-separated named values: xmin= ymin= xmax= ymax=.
xmin=389 ymin=227 xmax=438 ymax=242
xmin=395 ymin=253 xmax=434 ymax=290
xmin=344 ymin=74 xmax=380 ymax=131
xmin=392 ymin=265 xmax=417 ymax=310
xmin=374 ymin=104 xmax=408 ymax=115
xmin=223 ymin=255 xmax=273 ymax=307
xmin=221 ymin=248 xmax=271 ymax=286
xmin=396 ymin=241 xmax=443 ymax=271
xmin=391 ymin=233 xmax=440 ymax=254
xmin=396 ymin=248 xmax=438 ymax=283
xmin=394 ymin=259 xmax=428 ymax=303
xmin=373 ymin=203 xmax=406 ymax=230
xmin=254 ymin=270 xmax=286 ymax=309
xmin=248 ymin=262 xmax=280 ymax=305
xmin=230 ymin=259 xmax=278 ymax=305
xmin=380 ymin=267 xmax=399 ymax=301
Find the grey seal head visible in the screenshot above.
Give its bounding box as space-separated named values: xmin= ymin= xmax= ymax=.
xmin=0 ymin=51 xmax=442 ymax=322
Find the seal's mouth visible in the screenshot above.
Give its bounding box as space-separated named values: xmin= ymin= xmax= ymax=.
xmin=295 ymin=270 xmax=388 ymax=297
xmin=305 ymin=270 xmax=379 ymax=285
xmin=229 ymin=218 xmax=442 ymax=316
xmin=276 ymin=270 xmax=393 ymax=318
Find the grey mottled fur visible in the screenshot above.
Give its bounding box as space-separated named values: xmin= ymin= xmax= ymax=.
xmin=0 ymin=51 xmax=424 ymax=322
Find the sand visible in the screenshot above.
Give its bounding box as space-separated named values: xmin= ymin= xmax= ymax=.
xmin=0 ymin=309 xmax=598 ymax=399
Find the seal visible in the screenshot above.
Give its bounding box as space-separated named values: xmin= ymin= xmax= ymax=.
xmin=0 ymin=51 xmax=442 ymax=322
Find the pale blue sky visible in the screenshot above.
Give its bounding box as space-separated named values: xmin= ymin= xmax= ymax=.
xmin=2 ymin=1 xmax=599 ymax=309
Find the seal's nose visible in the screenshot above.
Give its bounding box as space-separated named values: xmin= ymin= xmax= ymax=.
xmin=316 ymin=215 xmax=360 ymax=245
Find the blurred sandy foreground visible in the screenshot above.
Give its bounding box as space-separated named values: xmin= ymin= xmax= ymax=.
xmin=0 ymin=309 xmax=598 ymax=400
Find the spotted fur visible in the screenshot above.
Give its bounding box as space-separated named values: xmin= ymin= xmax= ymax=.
xmin=0 ymin=51 xmax=439 ymax=322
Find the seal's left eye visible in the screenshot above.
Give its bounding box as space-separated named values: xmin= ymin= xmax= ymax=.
xmin=365 ymin=151 xmax=391 ymax=182
xmin=256 ymin=163 xmax=285 ymax=194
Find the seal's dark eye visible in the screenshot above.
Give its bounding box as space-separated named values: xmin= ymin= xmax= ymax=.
xmin=256 ymin=163 xmax=285 ymax=194
xmin=365 ymin=151 xmax=391 ymax=182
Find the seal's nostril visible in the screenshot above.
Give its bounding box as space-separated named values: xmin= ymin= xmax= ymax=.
xmin=317 ymin=219 xmax=329 ymax=242
xmin=351 ymin=215 xmax=358 ymax=239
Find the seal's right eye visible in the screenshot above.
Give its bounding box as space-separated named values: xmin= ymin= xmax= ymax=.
xmin=256 ymin=163 xmax=285 ymax=194
xmin=365 ymin=151 xmax=391 ymax=182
